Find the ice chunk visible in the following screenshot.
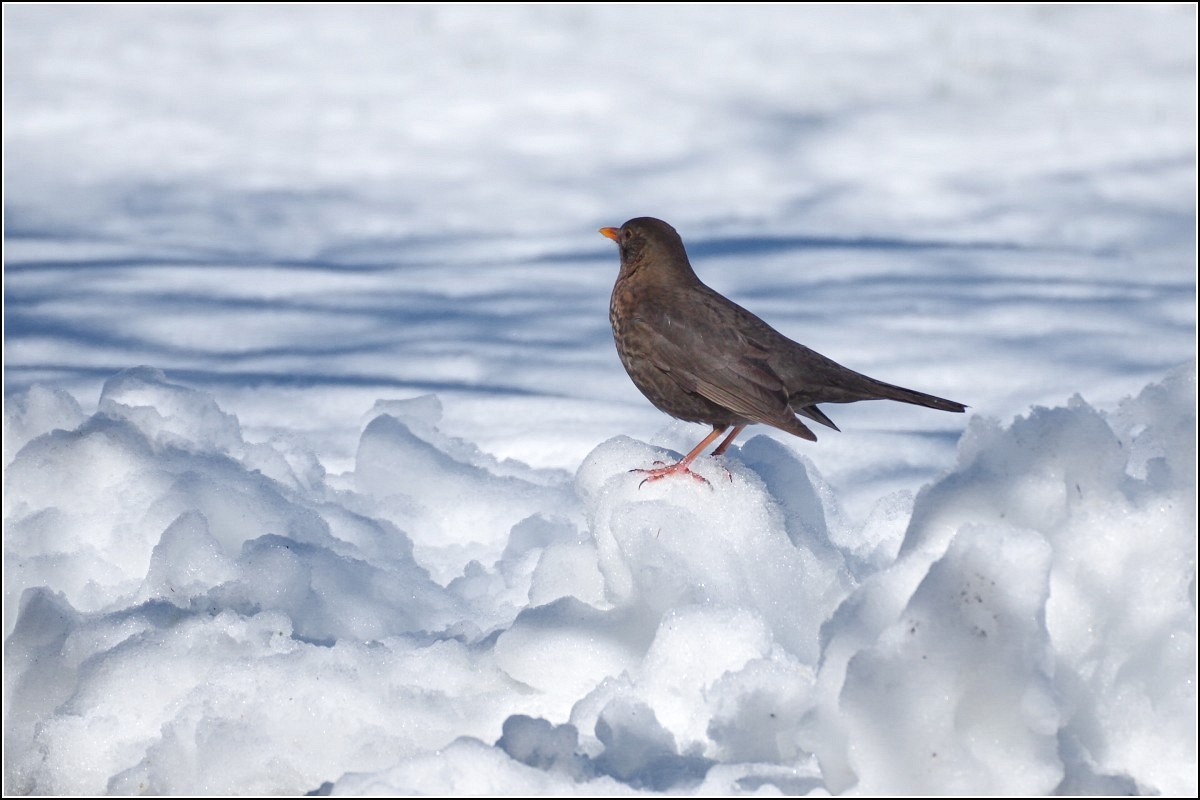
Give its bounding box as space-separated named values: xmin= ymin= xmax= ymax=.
xmin=3 ymin=383 xmax=85 ymax=464
xmin=98 ymin=367 xmax=242 ymax=455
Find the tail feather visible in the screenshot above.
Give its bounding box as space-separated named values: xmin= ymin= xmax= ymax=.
xmin=796 ymin=404 xmax=841 ymax=431
xmin=776 ymin=348 xmax=966 ymax=415
xmin=870 ymin=380 xmax=966 ymax=413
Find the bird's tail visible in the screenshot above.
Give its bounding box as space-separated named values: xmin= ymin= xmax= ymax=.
xmin=788 ymin=380 xmax=964 ymax=441
xmin=867 ymin=379 xmax=966 ymax=413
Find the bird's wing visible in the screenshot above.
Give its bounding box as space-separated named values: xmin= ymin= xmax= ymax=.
xmin=630 ymin=287 xmax=811 ymax=434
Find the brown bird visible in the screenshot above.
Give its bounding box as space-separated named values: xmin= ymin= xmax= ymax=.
xmin=599 ymin=217 xmax=966 ymax=485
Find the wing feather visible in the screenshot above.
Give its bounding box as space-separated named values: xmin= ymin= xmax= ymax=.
xmin=625 ymin=286 xmax=815 ymax=438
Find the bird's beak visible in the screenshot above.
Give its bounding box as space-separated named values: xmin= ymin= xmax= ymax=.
xmin=599 ymin=227 xmax=620 ymax=242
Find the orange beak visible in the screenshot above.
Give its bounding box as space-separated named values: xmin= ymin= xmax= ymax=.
xmin=599 ymin=226 xmax=620 ymax=242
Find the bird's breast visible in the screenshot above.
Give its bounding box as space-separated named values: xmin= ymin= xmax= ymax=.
xmin=609 ymin=282 xmax=660 ymax=354
xmin=608 ymin=284 xmax=636 ymax=340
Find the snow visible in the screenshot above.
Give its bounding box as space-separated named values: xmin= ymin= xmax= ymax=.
xmin=3 ymin=4 xmax=1196 ymax=796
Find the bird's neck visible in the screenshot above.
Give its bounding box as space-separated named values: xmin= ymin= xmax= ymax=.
xmin=618 ymin=254 xmax=703 ymax=289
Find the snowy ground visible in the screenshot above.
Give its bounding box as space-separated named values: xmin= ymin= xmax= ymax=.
xmin=3 ymin=4 xmax=1196 ymax=796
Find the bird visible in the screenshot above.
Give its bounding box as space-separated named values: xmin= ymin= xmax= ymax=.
xmin=599 ymin=216 xmax=966 ymax=485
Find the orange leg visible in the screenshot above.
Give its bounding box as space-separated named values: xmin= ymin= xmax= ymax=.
xmin=632 ymin=426 xmax=729 ymax=487
xmin=710 ymin=425 xmax=746 ymax=456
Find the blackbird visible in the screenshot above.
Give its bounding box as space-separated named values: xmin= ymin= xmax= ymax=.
xmin=599 ymin=217 xmax=966 ymax=485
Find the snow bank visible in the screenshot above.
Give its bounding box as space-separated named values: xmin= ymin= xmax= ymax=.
xmin=3 ymin=364 xmax=1195 ymax=795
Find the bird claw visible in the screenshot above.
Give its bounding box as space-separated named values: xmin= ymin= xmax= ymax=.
xmin=630 ymin=462 xmax=712 ymax=489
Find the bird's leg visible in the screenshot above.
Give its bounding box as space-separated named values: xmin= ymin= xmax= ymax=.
xmin=708 ymin=424 xmax=745 ymax=482
xmin=710 ymin=425 xmax=745 ymax=456
xmin=632 ymin=426 xmax=727 ymax=487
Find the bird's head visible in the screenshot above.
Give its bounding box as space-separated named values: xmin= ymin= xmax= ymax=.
xmin=599 ymin=217 xmax=696 ymax=283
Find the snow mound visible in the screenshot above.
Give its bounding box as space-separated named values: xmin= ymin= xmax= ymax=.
xmin=3 ymin=364 xmax=1195 ymax=795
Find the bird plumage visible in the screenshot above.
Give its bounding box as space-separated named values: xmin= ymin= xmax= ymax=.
xmin=601 ymin=216 xmax=965 ymax=483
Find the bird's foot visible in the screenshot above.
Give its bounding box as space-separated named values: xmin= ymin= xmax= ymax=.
xmin=631 ymin=461 xmax=711 ymax=489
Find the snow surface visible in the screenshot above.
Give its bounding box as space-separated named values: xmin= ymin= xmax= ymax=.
xmin=3 ymin=4 xmax=1196 ymax=796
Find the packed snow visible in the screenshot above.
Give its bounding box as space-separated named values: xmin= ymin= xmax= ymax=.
xmin=3 ymin=4 xmax=1196 ymax=796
